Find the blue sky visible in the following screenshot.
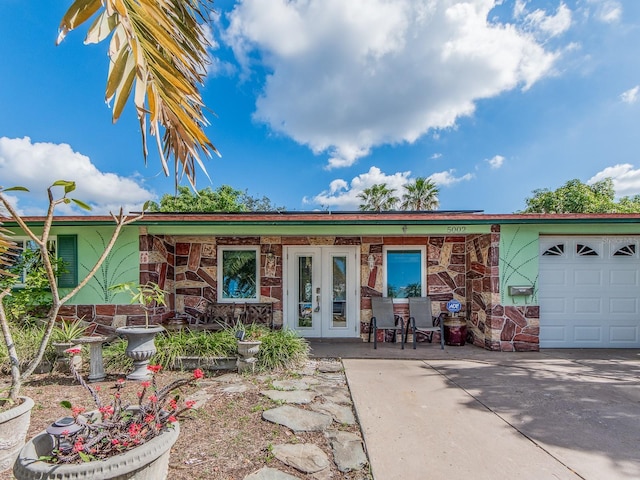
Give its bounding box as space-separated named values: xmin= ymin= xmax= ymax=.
xmin=1 ymin=0 xmax=639 ymax=215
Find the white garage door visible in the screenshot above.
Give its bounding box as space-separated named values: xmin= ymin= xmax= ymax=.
xmin=539 ymin=236 xmax=640 ymax=348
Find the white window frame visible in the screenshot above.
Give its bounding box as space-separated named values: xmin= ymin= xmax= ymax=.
xmin=383 ymin=245 xmax=426 ymax=302
xmin=216 ymin=245 xmax=260 ymax=303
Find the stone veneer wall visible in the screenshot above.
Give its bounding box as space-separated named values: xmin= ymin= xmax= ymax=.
xmin=58 ymin=231 xmax=540 ymax=349
xmin=465 ymin=226 xmax=540 ymax=351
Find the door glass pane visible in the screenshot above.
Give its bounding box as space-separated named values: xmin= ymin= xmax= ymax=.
xmin=298 ymin=256 xmax=313 ymax=328
xmin=332 ymin=256 xmax=347 ymax=328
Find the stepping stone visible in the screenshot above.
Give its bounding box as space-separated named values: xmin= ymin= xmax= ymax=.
xmin=325 ymin=430 xmax=368 ymax=473
xmin=214 ymin=373 xmax=243 ymax=383
xmin=310 ymin=402 xmax=356 ymax=425
xmin=309 ymin=469 xmax=333 ymax=480
xmin=272 ymin=379 xmax=312 ymax=391
xmin=263 ymin=405 xmax=332 ymax=432
xmin=272 ymin=444 xmax=330 ymax=474
xmin=312 ymin=386 xmax=352 ymax=405
xmin=222 ymin=383 xmax=249 ymax=394
xmin=244 ymin=466 xmax=301 ymax=479
xmin=317 ymin=363 xmax=343 ymax=373
xmin=186 ymin=389 xmax=213 ymax=409
xmin=317 ymin=373 xmax=345 ymax=384
xmin=261 ymin=390 xmax=316 ymax=404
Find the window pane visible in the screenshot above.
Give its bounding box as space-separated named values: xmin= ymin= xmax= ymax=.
xmin=332 ymin=256 xmax=347 ymax=327
xmin=386 ymin=250 xmax=422 ymax=298
xmin=297 ymin=256 xmax=313 ymax=327
xmin=221 ymin=250 xmax=257 ymax=299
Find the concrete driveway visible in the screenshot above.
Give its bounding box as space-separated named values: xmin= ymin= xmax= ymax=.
xmin=342 ymin=350 xmax=640 ymax=480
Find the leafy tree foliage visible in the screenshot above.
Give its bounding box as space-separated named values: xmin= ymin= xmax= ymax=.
xmin=148 ymin=186 xmax=283 ymax=212
xmin=58 ymin=1 xmax=218 ymax=187
xmin=357 ymin=184 xmax=398 ymax=211
xmin=521 ymin=178 xmax=640 ymax=213
xmin=400 ymin=177 xmax=439 ymax=210
xmin=358 ymin=177 xmax=440 ymax=211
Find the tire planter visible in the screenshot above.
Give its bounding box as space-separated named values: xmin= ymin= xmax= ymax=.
xmin=13 ymin=421 xmax=179 ymax=480
xmin=0 ymin=396 xmax=35 ymax=472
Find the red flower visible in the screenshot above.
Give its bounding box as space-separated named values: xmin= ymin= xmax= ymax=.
xmin=128 ymin=423 xmax=142 ymax=437
xmin=193 ymin=368 xmax=204 ymax=380
xmin=147 ymin=364 xmax=162 ymax=373
xmin=140 ymin=381 xmax=151 ymax=388
xmin=185 ymin=400 xmax=196 ymax=409
xmin=144 ymin=414 xmax=155 ymax=423
xmin=168 ymin=399 xmax=178 ymax=410
xmin=116 ymin=378 xmax=126 ymax=385
xmin=65 ymin=347 xmax=82 ymax=355
xmin=71 ymin=406 xmax=85 ymax=417
xmin=167 ymin=415 xmax=177 ymax=423
xmin=111 ymin=439 xmax=120 ymax=445
xmin=99 ymin=405 xmax=114 ymax=418
xmin=148 ymin=394 xmax=158 ymax=403
xmin=73 ymin=439 xmax=84 ymax=453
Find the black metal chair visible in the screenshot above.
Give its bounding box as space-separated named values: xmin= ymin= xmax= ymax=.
xmin=368 ymin=297 xmax=404 ymax=349
xmin=404 ymin=297 xmax=445 ymax=350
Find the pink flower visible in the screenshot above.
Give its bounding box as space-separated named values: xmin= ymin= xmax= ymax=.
xmin=167 ymin=415 xmax=177 ymax=423
xmin=193 ymin=368 xmax=204 ymax=380
xmin=144 ymin=414 xmax=155 ymax=423
xmin=148 ymin=394 xmax=158 ymax=403
xmin=168 ymin=399 xmax=178 ymax=410
xmin=71 ymin=406 xmax=85 ymax=417
xmin=140 ymin=381 xmax=151 ymax=388
xmin=116 ymin=378 xmax=125 ymax=385
xmin=111 ymin=439 xmax=120 ymax=445
xmin=147 ymin=364 xmax=162 ymax=373
xmin=73 ymin=439 xmax=84 ymax=453
xmin=65 ymin=347 xmax=82 ymax=355
xmin=185 ymin=400 xmax=196 ymax=409
xmin=128 ymin=423 xmax=142 ymax=437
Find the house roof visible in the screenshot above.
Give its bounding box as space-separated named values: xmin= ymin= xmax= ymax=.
xmin=3 ymin=210 xmax=640 ymax=227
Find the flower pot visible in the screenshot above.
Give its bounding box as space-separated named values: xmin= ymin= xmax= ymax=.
xmin=0 ymin=396 xmax=34 ymax=472
xmin=443 ymin=316 xmax=467 ymax=346
xmin=116 ymin=326 xmax=165 ymax=381
xmin=13 ymin=422 xmax=179 ymax=480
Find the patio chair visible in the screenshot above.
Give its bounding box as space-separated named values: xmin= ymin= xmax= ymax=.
xmin=404 ymin=297 xmax=445 ymax=350
xmin=368 ymin=297 xmax=405 ymax=349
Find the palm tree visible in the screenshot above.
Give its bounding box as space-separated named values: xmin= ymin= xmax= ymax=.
xmin=358 ymin=184 xmax=398 ymax=211
xmin=400 ymin=177 xmax=439 ymax=211
xmin=58 ymin=0 xmax=219 ymax=187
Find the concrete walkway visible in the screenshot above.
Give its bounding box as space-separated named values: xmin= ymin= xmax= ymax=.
xmin=341 ymin=350 xmax=640 ymax=480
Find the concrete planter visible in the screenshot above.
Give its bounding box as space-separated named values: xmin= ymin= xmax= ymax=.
xmin=13 ymin=421 xmax=179 ymax=480
xmin=173 ymin=356 xmax=237 ymax=371
xmin=52 ymin=342 xmax=82 ymax=373
xmin=237 ymin=340 xmax=261 ymax=373
xmin=0 ymin=396 xmax=34 ymax=472
xmin=116 ymin=326 xmax=164 ymax=380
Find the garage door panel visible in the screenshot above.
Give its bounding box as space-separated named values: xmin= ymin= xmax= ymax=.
xmin=609 ymin=326 xmax=638 ymax=342
xmin=573 ymin=297 xmax=602 ymax=314
xmin=609 ymin=297 xmax=637 ymax=314
xmin=539 ymin=235 xmax=640 ymax=348
xmin=573 ymin=269 xmax=603 ymax=286
xmin=609 ymin=270 xmax=638 ymax=286
xmin=574 ymin=326 xmax=602 ymax=342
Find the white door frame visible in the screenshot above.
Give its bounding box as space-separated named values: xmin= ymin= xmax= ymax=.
xmin=284 ymin=245 xmax=360 ymax=338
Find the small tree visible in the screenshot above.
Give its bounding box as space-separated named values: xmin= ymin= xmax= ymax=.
xmin=357 ymin=184 xmax=398 ymax=211
xmin=0 ymin=181 xmax=144 ymax=402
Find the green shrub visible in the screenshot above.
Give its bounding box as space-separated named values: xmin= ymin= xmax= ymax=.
xmin=256 ymin=328 xmax=309 ymax=371
xmin=102 ymin=326 xmax=309 ymax=374
xmin=0 ymin=324 xmax=56 ymax=373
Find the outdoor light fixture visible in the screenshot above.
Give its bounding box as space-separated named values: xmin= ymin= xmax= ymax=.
xmin=46 ymin=416 xmax=84 ymax=452
xmin=235 ymin=329 xmax=246 ymax=341
xmin=367 ymin=254 xmax=375 ymax=271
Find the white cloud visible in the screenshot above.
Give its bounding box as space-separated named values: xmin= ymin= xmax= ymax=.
xmin=429 ymin=169 xmax=474 ymax=186
xmin=487 ymin=154 xmax=505 ymax=169
xmin=306 ymin=165 xmax=472 ymax=209
xmin=0 ymin=137 xmax=156 ymax=215
xmin=221 ymin=0 xmax=563 ymax=168
xmin=585 ymin=0 xmax=622 ymax=24
xmin=518 ymin=2 xmax=572 ymax=38
xmin=430 ymin=153 xmax=443 ymax=160
xmin=620 ymin=86 xmax=639 ymax=104
xmin=588 ymin=164 xmax=640 ymax=197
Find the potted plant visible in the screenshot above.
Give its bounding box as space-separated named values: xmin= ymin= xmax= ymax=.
xmin=111 ymin=282 xmax=167 ymax=381
xmin=14 ymin=350 xmax=204 ymax=480
xmin=0 ymin=182 xmax=144 ymax=472
xmin=51 ymin=319 xmax=87 ymax=372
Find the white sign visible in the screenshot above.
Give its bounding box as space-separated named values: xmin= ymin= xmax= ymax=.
xmin=446 ymin=299 xmax=462 ymax=313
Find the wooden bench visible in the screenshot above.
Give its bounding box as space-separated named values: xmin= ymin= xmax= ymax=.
xmin=195 ymin=302 xmax=274 ymax=330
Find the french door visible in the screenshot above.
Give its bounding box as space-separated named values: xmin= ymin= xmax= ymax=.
xmin=285 ymin=246 xmax=359 ymax=338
